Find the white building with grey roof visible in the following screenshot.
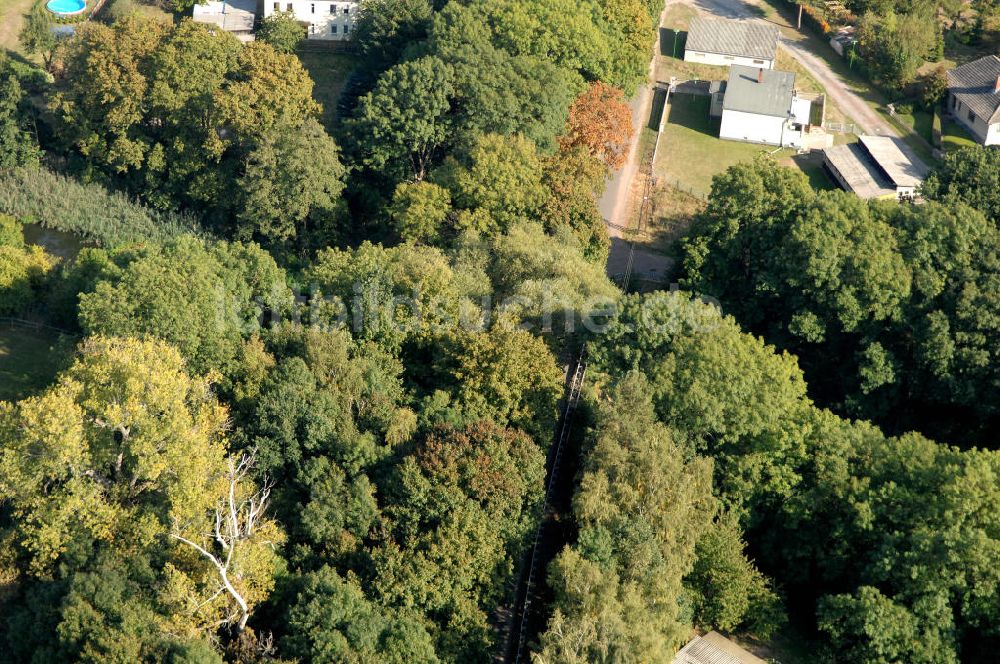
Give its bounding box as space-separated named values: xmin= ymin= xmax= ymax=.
xmin=717 ymin=65 xmax=817 ymax=147
xmin=683 ymin=18 xmax=780 ymax=69
xmin=946 ymin=55 xmax=1000 ymax=145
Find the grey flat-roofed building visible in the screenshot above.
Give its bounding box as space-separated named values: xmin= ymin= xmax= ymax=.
xmin=946 ymin=55 xmax=1000 ymax=145
xmin=674 ymin=632 xmax=768 ymax=664
xmin=823 ymin=135 xmax=929 ymax=200
xmin=823 ymin=143 xmax=897 ymax=199
xmin=684 ymin=18 xmax=780 ymax=69
xmin=193 ymin=0 xmax=256 ymax=41
xmin=858 ymin=135 xmax=929 ymax=190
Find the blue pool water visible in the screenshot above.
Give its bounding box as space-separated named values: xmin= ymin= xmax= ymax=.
xmin=46 ymin=0 xmax=85 ymax=13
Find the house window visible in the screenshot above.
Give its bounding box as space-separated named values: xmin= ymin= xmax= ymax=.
xmin=273 ymin=1 xmax=278 ymax=9
xmin=331 ymin=24 xmax=337 ymax=33
xmin=310 ymin=3 xmax=315 ymax=12
xmin=753 ymin=59 xmax=764 ymax=64
xmin=309 ymin=23 xmax=315 ymax=34
xmin=344 ymin=23 xmax=350 ymax=34
xmin=343 ymin=6 xmax=349 ymax=13
xmin=969 ymin=109 xmax=977 ymax=123
xmin=723 ymin=55 xmax=734 ymax=60
xmin=329 ymin=4 xmax=335 ymax=12
xmin=286 ymin=2 xmax=292 ymax=10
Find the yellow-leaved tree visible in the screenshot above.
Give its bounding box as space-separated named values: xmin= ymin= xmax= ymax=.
xmin=0 ymin=335 xmax=282 ymax=640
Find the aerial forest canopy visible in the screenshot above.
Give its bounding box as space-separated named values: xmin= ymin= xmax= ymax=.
xmin=0 ymin=0 xmax=998 ymax=663
xmin=682 ymin=157 xmax=1000 ymax=444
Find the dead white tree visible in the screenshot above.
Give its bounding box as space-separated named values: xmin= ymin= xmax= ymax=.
xmin=170 ymin=450 xmax=274 ymax=632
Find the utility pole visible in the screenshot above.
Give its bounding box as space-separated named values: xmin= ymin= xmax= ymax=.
xmin=798 ymin=3 xmax=803 ymax=29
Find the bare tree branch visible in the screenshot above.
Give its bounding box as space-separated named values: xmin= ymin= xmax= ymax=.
xmin=170 ymin=450 xmax=272 ymax=633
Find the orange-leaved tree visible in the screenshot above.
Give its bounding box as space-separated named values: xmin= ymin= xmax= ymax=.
xmin=559 ymin=81 xmax=633 ymax=170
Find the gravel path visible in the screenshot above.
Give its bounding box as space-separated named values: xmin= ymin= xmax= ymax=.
xmin=777 ymin=40 xmax=893 ymax=135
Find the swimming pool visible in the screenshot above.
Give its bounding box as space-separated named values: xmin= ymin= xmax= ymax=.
xmin=46 ymin=0 xmax=86 ymax=14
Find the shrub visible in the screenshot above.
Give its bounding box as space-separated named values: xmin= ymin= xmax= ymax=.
xmin=921 ymin=65 xmax=949 ymax=109
xmin=0 ymin=167 xmax=202 ymax=247
xmin=801 ymin=5 xmax=831 ymax=35
xmin=0 ymin=215 xmax=24 ymax=248
xmin=0 ymin=235 xmax=56 ymax=316
xmin=103 ymin=0 xmax=136 ymax=23
xmin=931 ymin=108 xmax=942 ymax=148
xmin=257 ymin=11 xmax=304 ymax=54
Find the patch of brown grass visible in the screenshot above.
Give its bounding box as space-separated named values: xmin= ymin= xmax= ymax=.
xmin=642 ymin=182 xmax=705 ymax=255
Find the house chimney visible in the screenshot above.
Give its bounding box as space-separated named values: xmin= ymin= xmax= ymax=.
xmin=994 ymin=75 xmax=1000 ymax=94
xmin=758 ymin=67 xmax=764 ymax=83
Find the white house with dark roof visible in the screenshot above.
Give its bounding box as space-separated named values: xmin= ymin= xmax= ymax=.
xmin=718 ymin=65 xmax=816 ymax=147
xmin=946 ymin=55 xmax=1000 ymax=145
xmin=683 ymin=18 xmax=780 ymax=69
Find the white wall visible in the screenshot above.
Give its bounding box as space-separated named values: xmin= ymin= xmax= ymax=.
xmin=719 ymin=109 xmax=785 ymax=145
xmin=790 ymin=96 xmax=812 ymax=124
xmin=781 ymin=124 xmax=804 ymax=148
xmin=684 ymin=49 xmax=774 ymax=70
xmin=949 ymin=93 xmax=1000 ymax=145
xmin=987 ymin=120 xmax=1000 ymax=146
xmin=264 ymin=0 xmax=358 ymax=40
xmin=193 ymin=0 xmax=224 ymax=15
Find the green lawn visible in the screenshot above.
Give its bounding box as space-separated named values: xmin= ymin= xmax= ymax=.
xmin=644 ymin=183 xmax=705 ymax=255
xmin=297 ymin=50 xmax=357 ymax=131
xmin=884 ymin=109 xmax=938 ymax=165
xmin=0 ymin=324 xmax=70 ymax=402
xmin=942 ymin=116 xmax=980 ymax=152
xmin=654 ymin=93 xmax=796 ymax=197
xmin=0 ymin=0 xmax=36 ymax=55
xmin=892 ymin=108 xmax=934 ymax=143
xmin=783 ymin=151 xmax=837 ymax=191
xmin=662 ymin=3 xmax=697 ymax=31
xmin=100 ymin=0 xmax=175 ymax=23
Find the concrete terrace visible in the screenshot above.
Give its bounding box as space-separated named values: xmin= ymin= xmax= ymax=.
xmin=192 ymin=0 xmax=256 ymax=40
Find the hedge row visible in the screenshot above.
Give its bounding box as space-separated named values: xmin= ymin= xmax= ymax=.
xmin=0 ymin=167 xmax=203 ymax=247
